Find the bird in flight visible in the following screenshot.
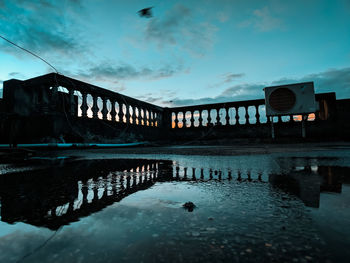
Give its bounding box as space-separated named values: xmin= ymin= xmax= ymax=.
xmin=138 ymin=7 xmax=153 ymax=18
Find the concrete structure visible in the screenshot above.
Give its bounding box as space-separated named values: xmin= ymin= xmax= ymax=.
xmin=0 ymin=73 xmax=349 ymax=143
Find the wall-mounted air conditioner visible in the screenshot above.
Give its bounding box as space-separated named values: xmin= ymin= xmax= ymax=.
xmin=264 ymin=82 xmax=316 ymax=116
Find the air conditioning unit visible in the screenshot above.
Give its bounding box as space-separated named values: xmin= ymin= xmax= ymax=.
xmin=264 ymin=82 xmax=316 ymax=116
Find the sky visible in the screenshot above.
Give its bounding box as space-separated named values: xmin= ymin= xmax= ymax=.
xmin=0 ymin=0 xmax=349 ymax=106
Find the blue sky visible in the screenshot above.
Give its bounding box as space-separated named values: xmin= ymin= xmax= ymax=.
xmin=0 ymin=0 xmax=349 ymax=106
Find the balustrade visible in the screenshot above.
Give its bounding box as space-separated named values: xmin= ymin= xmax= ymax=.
xmin=15 ymin=73 xmax=164 ymax=128
xmin=170 ymin=99 xmax=266 ymax=129
xmin=9 ymin=73 xmax=334 ymax=133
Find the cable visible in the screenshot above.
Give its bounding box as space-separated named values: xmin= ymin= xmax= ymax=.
xmin=0 ymin=34 xmax=59 ymax=73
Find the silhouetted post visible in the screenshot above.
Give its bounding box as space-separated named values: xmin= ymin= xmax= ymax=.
xmin=225 ymin=107 xmax=230 ymax=126
xmin=183 ymin=112 xmax=187 ymax=128
xmin=92 ymin=95 xmax=99 ymax=119
xmin=137 ymin=108 xmax=142 ymax=125
xmin=207 ymin=109 xmax=212 ymax=126
xmin=80 ymin=92 xmax=88 ymax=117
xmin=245 ymin=106 xmax=250 ymax=124
xmin=216 ymin=108 xmax=221 ymax=125
xmin=116 ymin=102 xmax=122 ymax=122
xmin=199 ymin=110 xmax=203 ymax=127
xmin=289 ymin=114 xmax=294 ymax=123
xmin=174 ymin=112 xmax=179 ymax=128
xmin=126 ymin=104 xmax=130 ymax=124
xmin=110 ymin=100 xmax=117 ymax=121
xmin=255 ymin=105 xmax=260 ymax=124
xmin=102 ymin=97 xmax=108 ymax=120
xmin=209 ymin=168 xmax=213 ymax=179
xmin=132 ymin=106 xmax=137 ymax=124
xmin=190 ymin=111 xmax=195 ymax=127
xmin=69 ymin=89 xmax=76 ymax=116
xmin=184 ymin=167 xmax=188 ymax=178
xmin=200 ymin=168 xmax=204 ymax=179
xmin=235 ymin=107 xmax=240 ymax=125
xmin=192 ymin=167 xmax=196 ymax=180
xmin=93 ymin=187 xmax=99 ymax=201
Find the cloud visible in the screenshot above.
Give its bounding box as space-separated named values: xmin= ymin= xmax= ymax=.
xmin=72 ymin=62 xmax=184 ymax=83
xmin=136 ymin=90 xmax=178 ymax=105
xmin=272 ymin=67 xmax=350 ymax=99
xmin=223 ymin=73 xmax=245 ymax=83
xmin=144 ymin=4 xmax=218 ymax=56
xmin=0 ymin=0 xmax=85 ymax=60
xmin=239 ymin=6 xmax=283 ymax=32
xmin=160 ymin=67 xmax=350 ymax=107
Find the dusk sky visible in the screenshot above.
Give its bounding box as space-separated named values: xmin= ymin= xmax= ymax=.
xmin=0 ymin=0 xmax=349 ymax=106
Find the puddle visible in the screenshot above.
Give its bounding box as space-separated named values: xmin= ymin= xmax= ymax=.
xmin=0 ymin=154 xmax=349 ymax=262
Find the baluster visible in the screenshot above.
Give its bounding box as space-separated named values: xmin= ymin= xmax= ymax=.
xmin=289 ymin=114 xmax=294 ymax=123
xmin=125 ymin=104 xmax=130 ymax=124
xmin=141 ymin=109 xmax=145 ymax=125
xmin=93 ymin=187 xmax=99 ymax=201
xmin=216 ymin=108 xmax=221 ymax=125
xmin=200 ymin=168 xmax=204 ymax=179
xmin=80 ymin=92 xmax=88 ymax=118
xmin=225 ymin=107 xmax=230 ymax=126
xmin=118 ymin=101 xmax=124 ymax=122
xmin=101 ymin=97 xmax=108 ymax=120
xmin=182 ymin=112 xmax=187 ymax=128
xmin=198 ymin=110 xmax=203 ymax=127
xmin=255 ymin=105 xmax=260 ymax=124
xmin=150 ymin=111 xmax=154 ymax=126
xmin=155 ymin=111 xmax=160 ymax=127
xmin=235 ymin=107 xmax=240 ymax=125
xmin=91 ymin=95 xmax=99 ymax=119
xmin=132 ymin=105 xmax=137 ymax=124
xmin=190 ymin=111 xmax=195 ymax=127
xmin=68 ymin=88 xmax=76 ymax=116
xmin=145 ymin=110 xmax=149 ymax=126
xmin=278 ymin=116 xmax=282 ymax=123
xmin=192 ymin=168 xmax=196 ymax=180
xmin=174 ymin=112 xmax=179 ymax=128
xmin=110 ymin=100 xmax=116 ymax=121
xmin=207 ymin=109 xmax=212 ymax=126
xmin=137 ymin=108 xmax=141 ymax=125
xmin=245 ymin=106 xmax=250 ymax=124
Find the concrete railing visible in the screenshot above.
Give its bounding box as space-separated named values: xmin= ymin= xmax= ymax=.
xmin=167 ymin=93 xmax=336 ymax=129
xmin=3 ymin=73 xmax=164 ymax=127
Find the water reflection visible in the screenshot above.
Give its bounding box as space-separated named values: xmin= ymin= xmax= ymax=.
xmin=0 ymin=157 xmax=349 ymax=230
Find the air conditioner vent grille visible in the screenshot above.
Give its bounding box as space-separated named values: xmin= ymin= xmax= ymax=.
xmin=268 ymin=88 xmax=296 ymax=112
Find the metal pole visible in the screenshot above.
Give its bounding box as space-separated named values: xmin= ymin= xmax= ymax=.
xmin=271 ymin=116 xmax=275 ymax=139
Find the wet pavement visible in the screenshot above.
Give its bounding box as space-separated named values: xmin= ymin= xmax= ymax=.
xmin=0 ymin=144 xmax=350 ymax=262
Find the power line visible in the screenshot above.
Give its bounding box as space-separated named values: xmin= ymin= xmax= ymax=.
xmin=0 ymin=34 xmax=59 ymax=73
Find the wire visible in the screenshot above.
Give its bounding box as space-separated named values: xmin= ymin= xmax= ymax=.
xmin=0 ymin=34 xmax=59 ymax=73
